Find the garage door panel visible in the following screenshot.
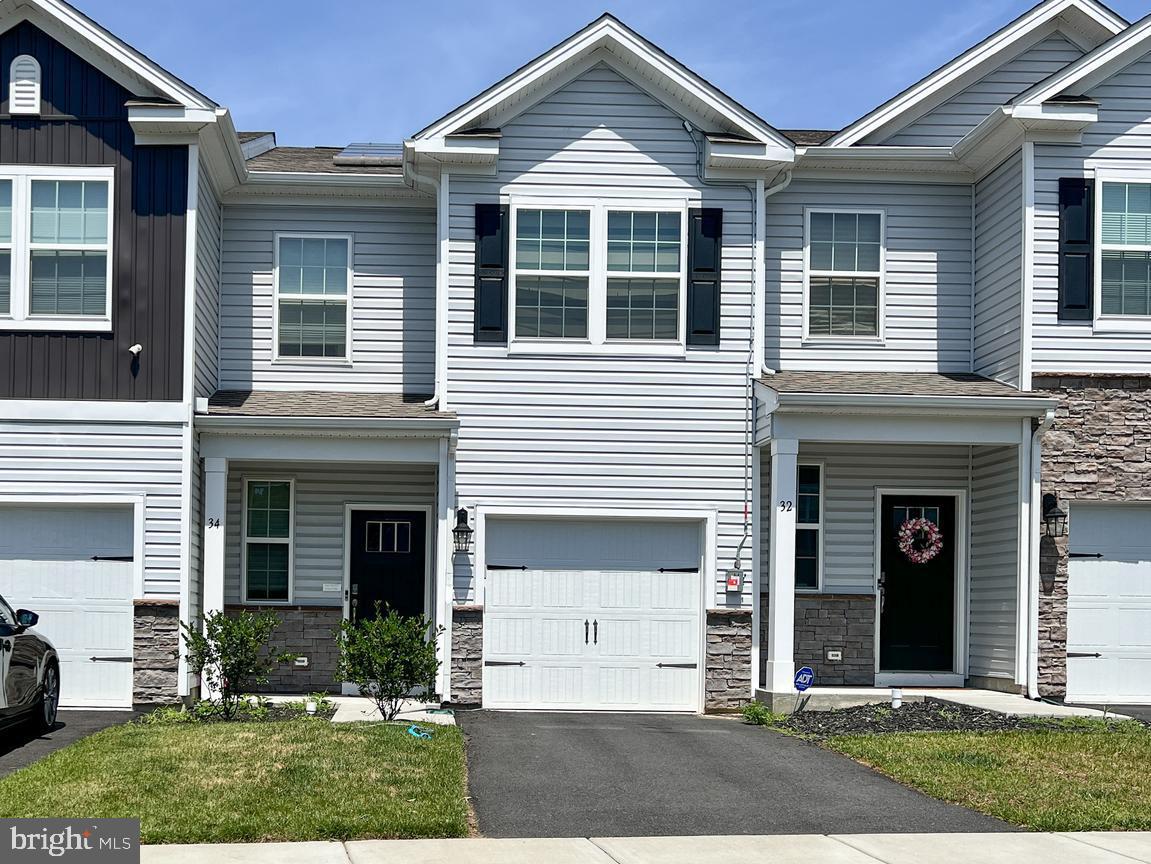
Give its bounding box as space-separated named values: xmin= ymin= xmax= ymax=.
xmin=0 ymin=506 xmax=134 ymax=708
xmin=1068 ymin=504 xmax=1151 ymax=704
xmin=483 ymin=518 xmax=703 ymax=712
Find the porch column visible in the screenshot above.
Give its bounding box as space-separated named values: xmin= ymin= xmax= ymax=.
xmin=435 ymin=436 xmax=455 ymax=702
xmin=202 ymin=457 xmax=228 ymax=621
xmin=765 ymin=438 xmax=798 ymax=692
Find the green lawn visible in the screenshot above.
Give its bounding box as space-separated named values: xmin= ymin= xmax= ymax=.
xmin=0 ymin=719 xmax=469 ymax=844
xmin=827 ymin=724 xmax=1151 ymax=831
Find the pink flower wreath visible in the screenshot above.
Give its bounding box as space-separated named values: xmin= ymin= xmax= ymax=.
xmin=898 ymin=517 xmax=943 ymax=564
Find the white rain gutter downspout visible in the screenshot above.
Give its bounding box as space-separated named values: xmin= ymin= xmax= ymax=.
xmin=759 ymin=169 xmax=792 ymax=376
xmin=407 ymin=157 xmax=448 ymax=410
xmin=1027 ymin=406 xmax=1055 ymax=699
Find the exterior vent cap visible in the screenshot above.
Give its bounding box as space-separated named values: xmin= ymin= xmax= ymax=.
xmin=9 ymin=55 xmax=41 ymax=115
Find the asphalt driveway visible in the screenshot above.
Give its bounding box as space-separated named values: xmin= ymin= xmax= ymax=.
xmin=0 ymin=710 xmax=134 ymax=779
xmin=458 ymin=711 xmax=1009 ymax=838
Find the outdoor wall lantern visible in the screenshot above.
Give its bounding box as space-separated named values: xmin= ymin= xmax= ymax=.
xmin=1042 ymin=493 xmax=1068 ymax=538
xmin=452 ymin=507 xmax=474 ymax=554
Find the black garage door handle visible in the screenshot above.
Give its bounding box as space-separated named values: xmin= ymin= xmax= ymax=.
xmin=90 ymin=656 xmax=133 ymax=662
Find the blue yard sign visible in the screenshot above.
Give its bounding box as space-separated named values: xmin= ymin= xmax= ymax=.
xmin=794 ymin=666 xmax=815 ymax=692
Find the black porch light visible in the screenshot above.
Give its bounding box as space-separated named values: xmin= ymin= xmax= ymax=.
xmin=452 ymin=507 xmax=474 ymax=554
xmin=1042 ymin=493 xmax=1068 ymax=537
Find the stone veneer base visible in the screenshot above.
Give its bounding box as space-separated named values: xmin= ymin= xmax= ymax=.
xmin=133 ymin=600 xmax=180 ymax=704
xmin=760 ymin=594 xmax=877 ymax=687
xmin=704 ymin=609 xmax=752 ymax=711
xmin=1034 ymin=374 xmax=1151 ymax=698
xmin=227 ymin=605 xmax=343 ymax=693
xmin=450 ymin=606 xmax=483 ymax=706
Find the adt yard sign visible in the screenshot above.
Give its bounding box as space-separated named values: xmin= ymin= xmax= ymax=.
xmin=794 ymin=666 xmax=815 ymax=692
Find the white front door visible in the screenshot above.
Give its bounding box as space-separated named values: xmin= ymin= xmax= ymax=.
xmin=1066 ymin=504 xmax=1151 ymax=705
xmin=483 ymin=518 xmax=703 ymax=712
xmin=0 ymin=506 xmax=135 ymax=708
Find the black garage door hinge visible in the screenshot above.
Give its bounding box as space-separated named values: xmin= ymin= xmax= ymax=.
xmin=91 ymin=555 xmax=133 ymax=562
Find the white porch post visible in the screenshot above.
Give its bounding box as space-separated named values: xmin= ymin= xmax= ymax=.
xmin=202 ymin=457 xmax=228 ymax=620
xmin=435 ymin=435 xmax=455 ymax=702
xmin=765 ymin=438 xmax=798 ymax=692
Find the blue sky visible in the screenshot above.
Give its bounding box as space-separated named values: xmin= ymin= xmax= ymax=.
xmin=75 ymin=0 xmax=1148 ymax=146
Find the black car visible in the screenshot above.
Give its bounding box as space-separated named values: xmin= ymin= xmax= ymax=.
xmin=0 ymin=593 xmax=59 ymax=733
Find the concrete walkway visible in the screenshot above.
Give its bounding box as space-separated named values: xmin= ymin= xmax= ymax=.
xmin=257 ymin=695 xmax=456 ymax=725
xmin=140 ymin=834 xmax=1151 ymax=864
xmin=798 ymin=687 xmax=1131 ymax=718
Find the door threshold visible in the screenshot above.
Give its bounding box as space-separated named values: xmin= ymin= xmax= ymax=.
xmin=875 ymin=673 xmax=964 ymax=687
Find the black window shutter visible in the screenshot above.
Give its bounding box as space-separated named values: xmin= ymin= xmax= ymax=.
xmin=687 ymin=208 xmax=722 ymax=345
xmin=1058 ymin=177 xmax=1093 ymax=321
xmin=474 ymin=202 xmax=508 ymax=342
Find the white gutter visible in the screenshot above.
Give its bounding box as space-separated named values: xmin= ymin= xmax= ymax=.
xmin=1027 ymin=406 xmax=1056 ymax=699
xmin=769 ymin=391 xmax=1058 ymax=415
xmin=194 ymin=416 xmax=458 ymax=434
xmin=404 ymin=157 xmax=448 ymax=410
xmin=1020 ymin=140 xmax=1035 ymax=390
xmin=758 ymin=170 xmax=792 ymax=376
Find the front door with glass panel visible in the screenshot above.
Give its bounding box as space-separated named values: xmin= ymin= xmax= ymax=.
xmin=878 ymin=495 xmax=956 ymax=672
xmin=348 ymin=510 xmax=426 ymax=622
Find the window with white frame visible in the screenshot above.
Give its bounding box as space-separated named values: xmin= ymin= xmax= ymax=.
xmin=806 ymin=210 xmax=882 ymax=338
xmin=243 ymin=479 xmax=293 ymax=603
xmin=275 ymin=235 xmax=351 ymax=359
xmin=511 ymin=203 xmax=687 ymax=346
xmin=1101 ymin=182 xmax=1151 ymax=317
xmin=0 ymin=167 xmax=113 ymax=329
xmin=795 ymin=464 xmax=822 ymax=590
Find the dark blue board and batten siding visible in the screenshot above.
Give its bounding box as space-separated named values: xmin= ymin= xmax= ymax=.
xmin=0 ymin=21 xmax=187 ymax=401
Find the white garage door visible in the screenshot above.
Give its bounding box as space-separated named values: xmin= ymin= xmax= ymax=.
xmin=1066 ymin=504 xmax=1151 ymax=705
xmin=483 ymin=518 xmax=703 ymax=712
xmin=0 ymin=506 xmax=135 ymax=708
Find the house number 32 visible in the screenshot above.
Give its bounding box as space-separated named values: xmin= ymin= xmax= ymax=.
xmin=778 ymin=500 xmax=793 ymax=512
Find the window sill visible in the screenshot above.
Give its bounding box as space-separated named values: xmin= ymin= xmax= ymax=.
xmin=0 ymin=317 xmax=112 ymax=333
xmin=801 ymin=335 xmax=885 ymax=347
xmin=1090 ymin=317 xmax=1151 ymax=333
xmin=507 ymin=340 xmax=687 ymax=358
xmin=271 ymin=357 xmax=354 ymax=367
xmin=241 ymin=598 xmax=292 ymax=606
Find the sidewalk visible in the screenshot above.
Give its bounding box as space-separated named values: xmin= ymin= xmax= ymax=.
xmin=141 ymin=833 xmax=1151 ymax=864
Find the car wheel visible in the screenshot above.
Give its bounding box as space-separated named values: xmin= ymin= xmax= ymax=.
xmin=36 ymin=664 xmax=59 ymax=732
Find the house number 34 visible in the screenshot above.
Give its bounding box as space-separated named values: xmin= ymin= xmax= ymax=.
xmin=779 ymin=500 xmax=793 ymax=511
xmin=206 ymin=517 xmax=221 ymax=528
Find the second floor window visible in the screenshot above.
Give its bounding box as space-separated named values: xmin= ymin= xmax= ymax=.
xmin=514 ymin=209 xmax=589 ymax=339
xmin=275 ymin=235 xmax=351 ymax=360
xmin=805 ymin=209 xmax=883 ymax=339
xmin=1101 ymin=182 xmax=1151 ymax=317
xmin=0 ymin=167 xmax=113 ymax=331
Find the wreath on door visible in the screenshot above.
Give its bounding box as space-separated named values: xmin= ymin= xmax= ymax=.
xmin=898 ymin=517 xmax=943 ymax=564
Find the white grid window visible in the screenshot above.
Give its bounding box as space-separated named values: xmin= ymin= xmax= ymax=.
xmin=0 ymin=167 xmax=113 ymax=330
xmin=806 ymin=210 xmax=883 ymax=339
xmin=244 ymin=480 xmax=293 ymax=603
xmin=275 ymin=235 xmax=351 ymax=359
xmin=365 ymin=521 xmax=411 ymax=554
xmin=514 ymin=209 xmax=590 ymax=339
xmin=795 ymin=464 xmax=822 ymax=591
xmin=606 ymin=210 xmax=683 ymax=341
xmin=1101 ymin=182 xmax=1151 ymax=317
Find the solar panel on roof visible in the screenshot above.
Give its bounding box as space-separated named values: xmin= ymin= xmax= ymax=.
xmin=332 ymin=142 xmax=403 ymax=165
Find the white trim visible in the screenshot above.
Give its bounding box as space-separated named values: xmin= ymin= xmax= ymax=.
xmin=508 ymin=198 xmax=690 ymax=355
xmin=341 ymin=502 xmax=435 ymax=625
xmin=272 ymin=232 xmax=354 ymax=363
xmin=178 ymin=145 xmax=200 ymax=697
xmin=801 ymin=207 xmax=886 ymax=344
xmin=413 ymin=15 xmax=792 ymax=150
xmin=0 ymin=166 xmax=114 ymax=332
xmin=0 ymin=400 xmax=189 ymax=423
xmin=0 ymin=493 xmax=146 ymax=600
xmin=1021 ymin=141 xmax=1035 ymax=389
xmin=828 ymin=0 xmax=1125 ymax=146
xmin=472 ymin=504 xmax=717 ymax=714
xmin=795 ymin=461 xmax=825 ymax=593
xmin=1089 ymin=171 xmax=1151 ymax=330
xmin=873 ymin=487 xmax=968 ymax=684
xmin=240 ymin=476 xmax=295 ymax=606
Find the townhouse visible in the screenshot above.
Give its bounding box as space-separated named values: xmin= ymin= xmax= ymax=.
xmin=0 ymin=0 xmax=1148 ymax=712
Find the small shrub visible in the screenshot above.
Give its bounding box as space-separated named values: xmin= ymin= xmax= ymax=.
xmin=338 ymin=604 xmax=442 ymax=721
xmin=141 ymin=705 xmax=195 ymax=725
xmin=743 ymin=701 xmax=785 ymax=726
xmin=181 ymin=610 xmax=292 ymax=721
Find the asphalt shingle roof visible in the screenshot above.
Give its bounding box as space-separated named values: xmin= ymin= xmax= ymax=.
xmin=205 ymin=390 xmax=451 ymax=418
xmin=245 ymin=147 xmax=402 ymax=175
xmin=760 ymin=371 xmax=1044 ymax=398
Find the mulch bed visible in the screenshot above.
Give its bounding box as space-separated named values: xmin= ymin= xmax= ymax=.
xmin=778 ymin=699 xmax=1142 ymax=738
xmin=137 ymin=705 xmax=337 ymax=724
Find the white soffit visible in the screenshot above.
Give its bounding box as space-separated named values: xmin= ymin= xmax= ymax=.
xmin=825 ymin=0 xmax=1125 ymax=147
xmin=412 ymin=13 xmax=793 ymax=155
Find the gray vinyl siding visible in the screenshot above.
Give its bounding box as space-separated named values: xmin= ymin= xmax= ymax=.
xmin=969 ymin=445 xmax=1019 ymax=680
xmin=194 ymin=160 xmax=222 ymax=399
xmin=765 ymin=179 xmax=972 ymax=372
xmin=1034 ymin=52 xmax=1151 ymax=373
xmin=973 ymin=150 xmax=1023 ymax=385
xmin=218 ymin=204 xmax=436 ymax=392
xmin=0 ymin=421 xmax=184 ymax=596
xmin=446 ymin=62 xmax=753 ymax=607
xmin=879 ymin=34 xmax=1083 ymax=147
xmin=224 ymin=461 xmax=436 ymax=606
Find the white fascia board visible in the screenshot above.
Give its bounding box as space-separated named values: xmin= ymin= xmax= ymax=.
xmin=198 ymin=430 xmax=448 ymax=464
xmin=414 ymin=16 xmax=790 ymax=151
xmin=194 ymin=415 xmax=459 ymax=435
xmin=1010 ymin=102 xmax=1099 ymax=128
xmin=795 ymin=145 xmax=971 ymax=178
xmin=128 ymin=106 xmax=217 ymax=138
xmin=405 ymin=137 xmax=500 ymax=168
xmin=826 ymin=0 xmax=1125 ymax=147
xmin=770 ymin=392 xmax=1058 ymax=417
xmin=0 ymin=400 xmax=189 ymax=423
xmin=704 ymin=139 xmax=795 ymax=173
xmin=1016 ymin=14 xmax=1151 ymax=106
xmin=243 ymin=171 xmax=406 ymax=188
xmin=8 ymin=0 xmax=215 ymax=109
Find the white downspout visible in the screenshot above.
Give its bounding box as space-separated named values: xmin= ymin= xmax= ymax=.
xmin=407 ymin=158 xmax=448 ymax=410
xmin=1028 ymin=407 xmax=1055 ymax=698
xmin=759 ymin=170 xmax=791 ymax=377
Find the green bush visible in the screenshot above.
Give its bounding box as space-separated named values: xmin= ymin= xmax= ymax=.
xmin=338 ymin=604 xmax=442 ymax=721
xmin=181 ymin=610 xmax=292 ymax=720
xmin=742 ymin=701 xmax=786 ymax=726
